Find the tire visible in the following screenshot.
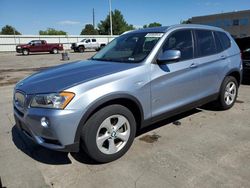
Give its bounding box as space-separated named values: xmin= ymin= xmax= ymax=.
xmin=22 ymin=49 xmax=29 ymax=55
xmin=78 ymin=46 xmax=85 ymax=53
xmin=81 ymin=105 xmax=136 ymax=163
xmin=52 ymin=48 xmax=58 ymax=54
xmin=216 ymin=76 xmax=238 ymax=110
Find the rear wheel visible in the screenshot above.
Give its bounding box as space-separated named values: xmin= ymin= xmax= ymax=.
xmin=22 ymin=49 xmax=29 ymax=55
xmin=81 ymin=105 xmax=136 ymax=163
xmin=52 ymin=48 xmax=58 ymax=54
xmin=78 ymin=46 xmax=85 ymax=53
xmin=216 ymin=76 xmax=238 ymax=110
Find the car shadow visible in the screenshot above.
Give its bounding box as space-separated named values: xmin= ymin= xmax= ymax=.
xmin=242 ymin=77 xmax=250 ymax=85
xmin=71 ymin=108 xmax=202 ymax=164
xmin=15 ymin=53 xmax=60 ymax=56
xmin=136 ymin=108 xmax=201 ymax=136
xmin=12 ymin=108 xmax=202 ymax=165
xmin=12 ymin=126 xmax=71 ymax=165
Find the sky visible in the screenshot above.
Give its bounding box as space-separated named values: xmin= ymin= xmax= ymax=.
xmin=0 ymin=0 xmax=249 ymax=35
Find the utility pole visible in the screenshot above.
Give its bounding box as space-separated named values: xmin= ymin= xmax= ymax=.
xmin=109 ymin=0 xmax=113 ymax=35
xmin=93 ymin=8 xmax=95 ymax=28
xmin=14 ymin=28 xmax=16 ymax=46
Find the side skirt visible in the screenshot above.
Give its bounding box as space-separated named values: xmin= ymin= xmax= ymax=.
xmin=141 ymin=93 xmax=219 ymax=128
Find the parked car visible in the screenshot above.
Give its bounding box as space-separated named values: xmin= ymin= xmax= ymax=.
xmin=16 ymin=40 xmax=64 ymax=55
xmin=71 ymin=38 xmax=106 ymax=52
xmin=234 ymin=37 xmax=250 ymax=79
xmin=13 ymin=25 xmax=242 ymax=163
xmin=242 ymin=48 xmax=250 ymax=78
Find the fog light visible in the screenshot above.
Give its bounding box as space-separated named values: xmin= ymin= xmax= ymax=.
xmin=41 ymin=117 xmax=49 ymax=128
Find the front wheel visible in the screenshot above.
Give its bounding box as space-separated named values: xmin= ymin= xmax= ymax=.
xmin=22 ymin=49 xmax=29 ymax=55
xmin=216 ymin=76 xmax=238 ymax=110
xmin=81 ymin=105 xmax=136 ymax=163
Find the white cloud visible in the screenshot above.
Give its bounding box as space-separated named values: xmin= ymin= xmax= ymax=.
xmin=134 ymin=25 xmax=143 ymax=29
xmin=205 ymin=2 xmax=221 ymax=6
xmin=57 ymin=20 xmax=81 ymax=25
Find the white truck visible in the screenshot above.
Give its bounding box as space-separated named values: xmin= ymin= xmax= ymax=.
xmin=71 ymin=38 xmax=107 ymax=52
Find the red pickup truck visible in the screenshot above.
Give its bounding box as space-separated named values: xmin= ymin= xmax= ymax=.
xmin=16 ymin=40 xmax=64 ymax=55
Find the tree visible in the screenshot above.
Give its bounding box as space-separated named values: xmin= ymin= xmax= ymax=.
xmin=98 ymin=9 xmax=134 ymax=35
xmin=180 ymin=19 xmax=191 ymax=24
xmin=0 ymin=25 xmax=21 ymax=35
xmin=80 ymin=24 xmax=98 ymax=35
xmin=39 ymin=28 xmax=67 ymax=35
xmin=143 ymin=22 xmax=162 ymax=28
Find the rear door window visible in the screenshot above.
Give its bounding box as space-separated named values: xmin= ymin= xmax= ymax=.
xmin=195 ymin=30 xmax=216 ymax=57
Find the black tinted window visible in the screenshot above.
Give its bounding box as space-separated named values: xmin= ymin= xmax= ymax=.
xmin=92 ymin=39 xmax=96 ymax=42
xmin=196 ymin=30 xmax=216 ymax=57
xmin=213 ymin=32 xmax=223 ymax=53
xmin=163 ymin=30 xmax=194 ymax=61
xmin=216 ymin=31 xmax=231 ymax=50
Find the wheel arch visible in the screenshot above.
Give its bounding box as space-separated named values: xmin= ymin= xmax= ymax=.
xmin=74 ymin=94 xmax=144 ymax=143
xmin=226 ymin=69 xmax=242 ymax=86
xmin=22 ymin=48 xmax=29 ymax=52
xmin=78 ymin=45 xmax=85 ymax=48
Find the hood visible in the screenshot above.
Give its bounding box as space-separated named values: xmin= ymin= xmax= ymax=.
xmin=17 ymin=44 xmax=30 ymax=48
xmin=15 ymin=60 xmax=140 ymax=94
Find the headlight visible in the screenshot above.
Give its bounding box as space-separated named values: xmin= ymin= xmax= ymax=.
xmin=17 ymin=46 xmax=21 ymax=49
xmin=30 ymin=92 xmax=75 ymax=109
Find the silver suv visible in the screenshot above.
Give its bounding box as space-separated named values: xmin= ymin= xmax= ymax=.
xmin=13 ymin=25 xmax=242 ymax=162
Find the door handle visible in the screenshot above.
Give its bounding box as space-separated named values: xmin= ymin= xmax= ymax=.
xmin=220 ymin=55 xmax=227 ymax=60
xmin=189 ymin=63 xmax=198 ymax=68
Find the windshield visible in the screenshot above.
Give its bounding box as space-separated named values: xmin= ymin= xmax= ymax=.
xmin=92 ymin=32 xmax=164 ymax=63
xmin=81 ymin=39 xmax=86 ymax=42
xmin=28 ymin=41 xmax=34 ymax=45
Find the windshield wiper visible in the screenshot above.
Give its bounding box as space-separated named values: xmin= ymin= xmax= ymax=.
xmin=91 ymin=57 xmax=118 ymax=62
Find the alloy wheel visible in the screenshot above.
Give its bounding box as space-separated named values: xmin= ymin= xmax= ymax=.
xmin=224 ymin=81 xmax=236 ymax=105
xmin=96 ymin=115 xmax=130 ymax=155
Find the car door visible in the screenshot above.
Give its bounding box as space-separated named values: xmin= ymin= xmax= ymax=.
xmin=91 ymin=39 xmax=98 ymax=48
xmin=85 ymin=39 xmax=91 ymax=49
xmin=195 ymin=30 xmax=230 ymax=97
xmin=40 ymin=40 xmax=48 ymax=52
xmin=30 ymin=40 xmax=42 ymax=52
xmin=151 ymin=29 xmax=202 ymax=119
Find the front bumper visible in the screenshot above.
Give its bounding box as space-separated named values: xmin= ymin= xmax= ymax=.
xmin=71 ymin=44 xmax=78 ymax=50
xmin=13 ymin=97 xmax=82 ymax=152
xmin=16 ymin=48 xmax=22 ymax=53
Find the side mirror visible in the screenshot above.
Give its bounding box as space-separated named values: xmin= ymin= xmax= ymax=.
xmin=157 ymin=50 xmax=181 ymax=63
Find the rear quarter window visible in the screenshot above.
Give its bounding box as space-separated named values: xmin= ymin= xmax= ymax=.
xmin=213 ymin=31 xmax=223 ymax=53
xmin=215 ymin=31 xmax=231 ymax=50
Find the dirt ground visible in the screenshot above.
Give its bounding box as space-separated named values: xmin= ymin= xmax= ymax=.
xmin=0 ymin=52 xmax=95 ymax=86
